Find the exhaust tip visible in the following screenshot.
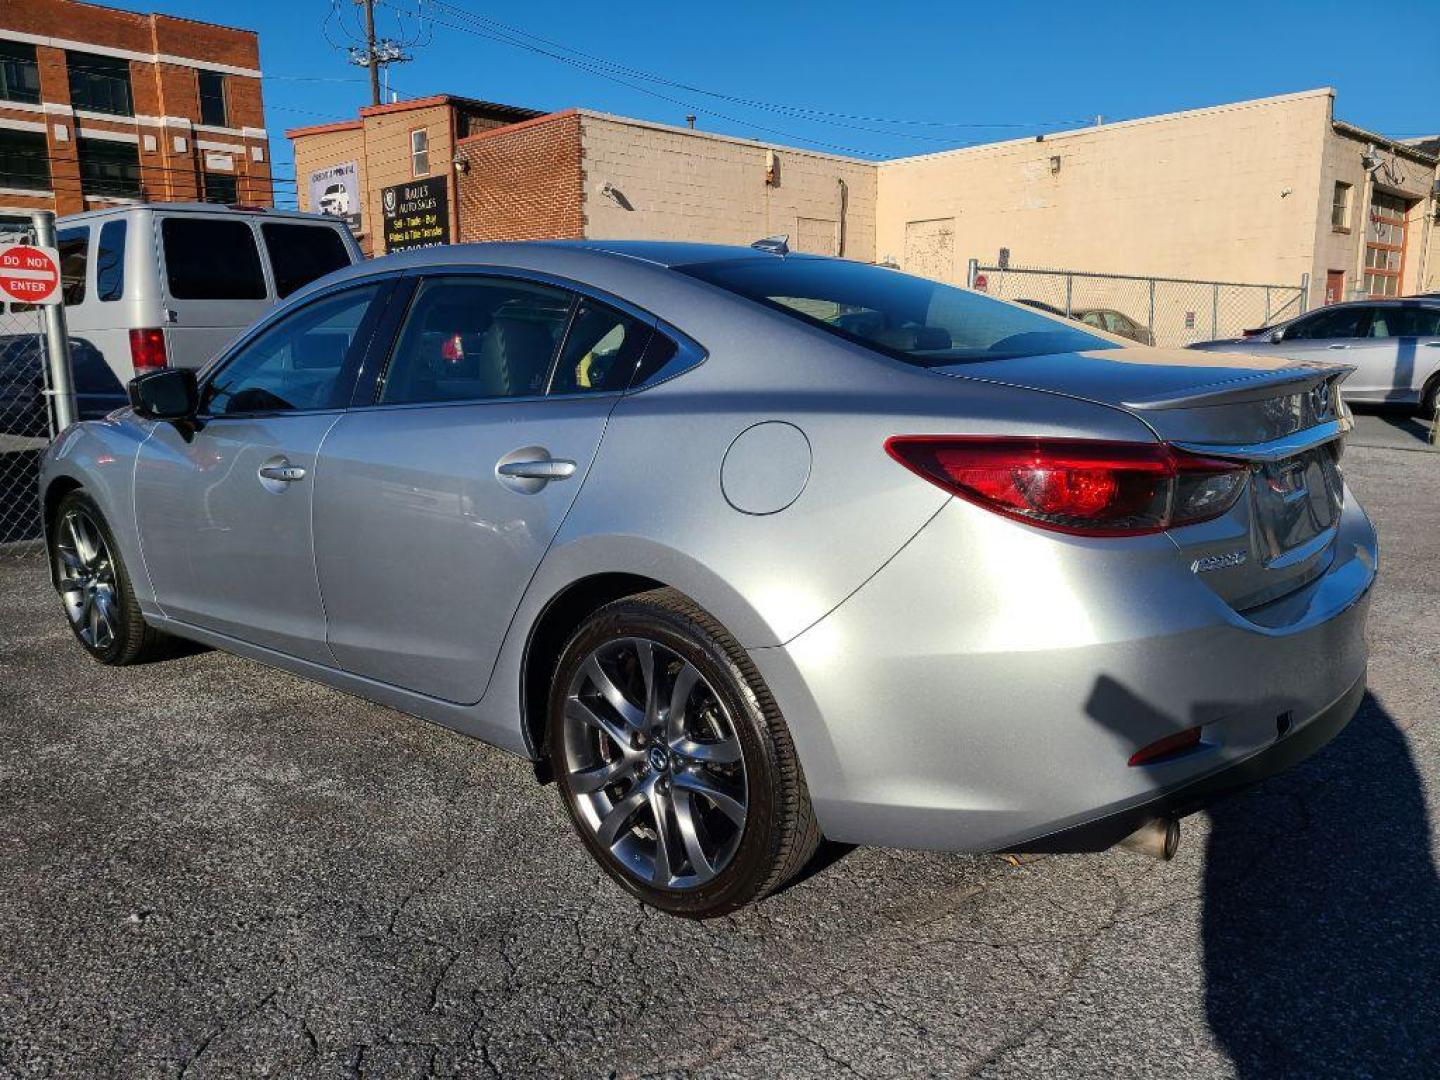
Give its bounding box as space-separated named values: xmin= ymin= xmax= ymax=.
xmin=1117 ymin=817 xmax=1181 ymax=861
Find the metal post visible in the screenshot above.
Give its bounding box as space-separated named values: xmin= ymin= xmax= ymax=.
xmin=1299 ymin=273 xmax=1310 ymax=314
xmin=1264 ymin=286 xmax=1271 ymax=325
xmin=1210 ymin=283 xmax=1219 ymax=339
xmin=30 ymin=210 xmax=76 ymax=432
xmin=1147 ymin=278 xmax=1155 ymax=339
xmin=1064 ymin=274 xmax=1073 ymax=318
xmin=966 ymin=258 xmax=978 ymax=289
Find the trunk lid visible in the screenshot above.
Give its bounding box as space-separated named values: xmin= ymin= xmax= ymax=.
xmin=932 ymin=346 xmax=1353 ymax=611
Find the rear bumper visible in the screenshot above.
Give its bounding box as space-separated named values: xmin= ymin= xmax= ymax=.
xmin=1017 ymin=670 xmax=1365 ymax=852
xmin=750 ymin=485 xmax=1378 ymax=854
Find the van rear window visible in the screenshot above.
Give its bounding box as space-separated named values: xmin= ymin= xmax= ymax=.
xmin=261 ymin=223 xmax=352 ymax=299
xmin=161 ymin=218 xmax=266 ymax=300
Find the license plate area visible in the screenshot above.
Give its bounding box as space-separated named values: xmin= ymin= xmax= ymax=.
xmin=1250 ymin=442 xmax=1344 ymax=565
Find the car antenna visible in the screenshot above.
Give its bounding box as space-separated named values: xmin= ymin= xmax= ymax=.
xmin=751 ymin=234 xmax=789 ymax=256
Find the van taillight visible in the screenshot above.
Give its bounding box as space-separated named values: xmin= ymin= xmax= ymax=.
xmin=129 ymin=328 xmax=168 ymax=371
xmin=885 ymin=436 xmax=1247 ymax=537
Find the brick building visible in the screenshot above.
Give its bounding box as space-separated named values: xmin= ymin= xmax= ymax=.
xmin=287 ymin=95 xmax=541 ymax=256
xmin=293 ymin=89 xmax=1439 ymax=306
xmin=0 ymin=0 xmax=271 ymax=228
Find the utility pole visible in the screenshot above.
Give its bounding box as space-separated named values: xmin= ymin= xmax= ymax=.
xmin=360 ymin=0 xmax=380 ymax=107
xmin=348 ymin=0 xmax=412 ymax=107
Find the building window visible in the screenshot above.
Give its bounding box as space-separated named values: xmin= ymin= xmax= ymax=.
xmin=410 ymin=128 xmax=429 ymax=177
xmin=1363 ymin=191 xmax=1408 ymax=298
xmin=203 ymin=171 xmax=238 ymax=204
xmin=0 ymin=40 xmax=41 ymax=105
xmin=198 ymin=70 xmax=227 ymax=127
xmin=0 ymin=128 xmax=51 ymax=191
xmin=1330 ymin=181 xmax=1351 ymax=231
xmin=77 ymin=137 xmax=142 ymax=199
xmin=67 ymin=51 xmax=134 ymax=116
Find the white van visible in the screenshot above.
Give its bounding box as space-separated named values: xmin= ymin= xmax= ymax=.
xmin=51 ymin=204 xmax=362 ymax=416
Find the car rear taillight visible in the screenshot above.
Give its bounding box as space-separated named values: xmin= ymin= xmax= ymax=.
xmin=129 ymin=328 xmax=168 ymax=372
xmin=885 ymin=436 xmax=1246 ymax=537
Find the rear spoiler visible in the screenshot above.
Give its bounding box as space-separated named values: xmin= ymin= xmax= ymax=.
xmin=1122 ymin=365 xmax=1354 ymax=411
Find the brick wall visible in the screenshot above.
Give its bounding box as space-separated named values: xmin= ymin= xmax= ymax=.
xmin=0 ymin=0 xmax=269 ymax=215
xmin=455 ymin=111 xmax=583 ymax=243
xmin=578 ymin=112 xmax=876 ymax=259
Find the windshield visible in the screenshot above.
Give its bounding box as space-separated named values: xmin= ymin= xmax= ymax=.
xmin=677 ymin=257 xmax=1112 ymax=366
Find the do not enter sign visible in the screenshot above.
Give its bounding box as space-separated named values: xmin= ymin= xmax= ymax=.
xmin=0 ymin=244 xmax=62 ymax=305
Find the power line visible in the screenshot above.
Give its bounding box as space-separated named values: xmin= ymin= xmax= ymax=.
xmin=421 ymin=0 xmax=1092 ymax=143
xmin=376 ymin=0 xmax=881 ymax=156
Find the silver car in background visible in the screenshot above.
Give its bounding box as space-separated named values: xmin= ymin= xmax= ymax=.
xmin=40 ymin=241 xmax=1377 ymax=916
xmin=1189 ymin=297 xmax=1440 ymax=414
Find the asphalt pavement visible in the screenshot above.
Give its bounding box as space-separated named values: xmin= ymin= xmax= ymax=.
xmin=1 ymin=438 xmax=1437 ymax=1078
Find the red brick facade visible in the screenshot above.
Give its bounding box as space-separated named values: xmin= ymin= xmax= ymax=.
xmin=0 ymin=0 xmax=271 ymax=218
xmin=455 ymin=111 xmax=584 ymax=243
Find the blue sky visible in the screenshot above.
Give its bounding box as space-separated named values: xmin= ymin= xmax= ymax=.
xmin=143 ymin=0 xmax=1440 ymax=208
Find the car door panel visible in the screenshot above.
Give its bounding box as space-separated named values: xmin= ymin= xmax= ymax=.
xmin=135 ymin=414 xmax=341 ymax=661
xmin=313 ymin=397 xmax=616 ymax=702
xmin=134 ymin=280 xmax=390 ymax=661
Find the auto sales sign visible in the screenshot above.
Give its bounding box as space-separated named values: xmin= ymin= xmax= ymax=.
xmin=0 ymin=244 xmax=62 ymax=305
xmin=382 ymin=177 xmax=451 ymax=252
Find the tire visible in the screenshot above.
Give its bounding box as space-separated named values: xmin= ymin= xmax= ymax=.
xmin=50 ymin=489 xmax=171 ymax=665
xmin=1421 ymin=375 xmax=1440 ymax=422
xmin=548 ymin=588 xmax=821 ymax=917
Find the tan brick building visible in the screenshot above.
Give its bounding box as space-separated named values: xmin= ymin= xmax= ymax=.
xmin=292 ymin=88 xmax=1438 ymax=307
xmin=287 ymin=95 xmax=541 ymax=256
xmin=0 ymin=0 xmax=272 ymax=226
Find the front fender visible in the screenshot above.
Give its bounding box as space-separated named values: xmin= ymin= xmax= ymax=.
xmin=39 ymin=416 xmax=154 ymax=603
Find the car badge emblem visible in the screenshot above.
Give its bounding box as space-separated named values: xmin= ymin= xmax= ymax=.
xmin=1309 ymin=381 xmax=1331 ymax=420
xmin=1191 ymin=550 xmax=1248 ymax=574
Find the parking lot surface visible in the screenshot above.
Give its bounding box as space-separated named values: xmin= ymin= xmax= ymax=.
xmin=1 ymin=437 xmax=1437 ymax=1079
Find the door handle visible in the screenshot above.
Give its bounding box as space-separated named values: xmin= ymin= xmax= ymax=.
xmin=258 ymin=462 xmax=306 ymax=483
xmin=1326 ymin=344 xmax=1352 ymax=350
xmin=1424 ymin=341 xmax=1440 ymax=348
xmin=497 ymin=459 xmax=577 ymax=481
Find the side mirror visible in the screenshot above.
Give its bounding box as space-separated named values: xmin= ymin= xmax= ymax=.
xmin=128 ymin=367 xmax=197 ymax=420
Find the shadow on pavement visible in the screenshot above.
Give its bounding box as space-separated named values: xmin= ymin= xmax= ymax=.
xmin=1376 ymin=411 xmax=1435 ymax=448
xmin=1203 ymin=692 xmax=1440 ymax=1076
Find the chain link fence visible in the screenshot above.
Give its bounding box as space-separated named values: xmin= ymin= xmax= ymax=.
xmin=967 ymin=263 xmax=1310 ymax=349
xmin=1 ymin=214 xmax=70 ymax=559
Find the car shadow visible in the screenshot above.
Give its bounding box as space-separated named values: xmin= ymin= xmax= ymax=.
xmin=1376 ymin=410 xmax=1435 ymax=447
xmin=1202 ymin=691 xmax=1440 ymax=1075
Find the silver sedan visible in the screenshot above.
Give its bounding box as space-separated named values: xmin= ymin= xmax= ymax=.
xmin=41 ymin=241 xmax=1377 ymax=916
xmin=1189 ymin=298 xmax=1440 ymax=414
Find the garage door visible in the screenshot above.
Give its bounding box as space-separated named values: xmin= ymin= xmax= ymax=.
xmin=904 ymin=218 xmax=955 ymax=282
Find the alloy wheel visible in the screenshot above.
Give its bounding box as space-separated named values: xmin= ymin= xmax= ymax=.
xmin=54 ymin=508 xmax=120 ymax=651
xmin=561 ymin=636 xmax=749 ymax=889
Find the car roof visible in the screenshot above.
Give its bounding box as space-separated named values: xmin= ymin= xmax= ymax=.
xmin=56 ymin=203 xmax=349 ymax=226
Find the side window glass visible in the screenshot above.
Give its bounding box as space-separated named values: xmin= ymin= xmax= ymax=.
xmin=550 ymin=300 xmax=654 ymax=395
xmin=96 ymin=218 xmax=125 ymax=302
xmin=162 ymin=217 xmax=266 ymax=300
xmin=1376 ymin=307 xmax=1440 ymax=337
xmin=204 ymin=284 xmax=379 ymax=416
xmin=57 ymin=226 xmax=88 ymax=305
xmin=1287 ymin=307 xmax=1366 ymax=341
xmin=379 ymin=277 xmax=571 ymax=405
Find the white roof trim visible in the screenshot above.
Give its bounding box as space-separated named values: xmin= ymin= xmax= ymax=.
xmin=0 ymin=117 xmax=46 ymax=133
xmin=0 ymin=29 xmax=262 ymax=79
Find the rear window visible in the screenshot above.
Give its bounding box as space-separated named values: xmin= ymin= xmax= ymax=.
xmin=677 ymin=257 xmax=1107 ymax=365
xmin=161 ymin=217 xmax=266 ymax=300
xmin=58 ymin=226 xmax=88 ymax=305
xmin=261 ymin=222 xmax=353 ymax=299
xmin=96 ymin=218 xmax=125 ymax=302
